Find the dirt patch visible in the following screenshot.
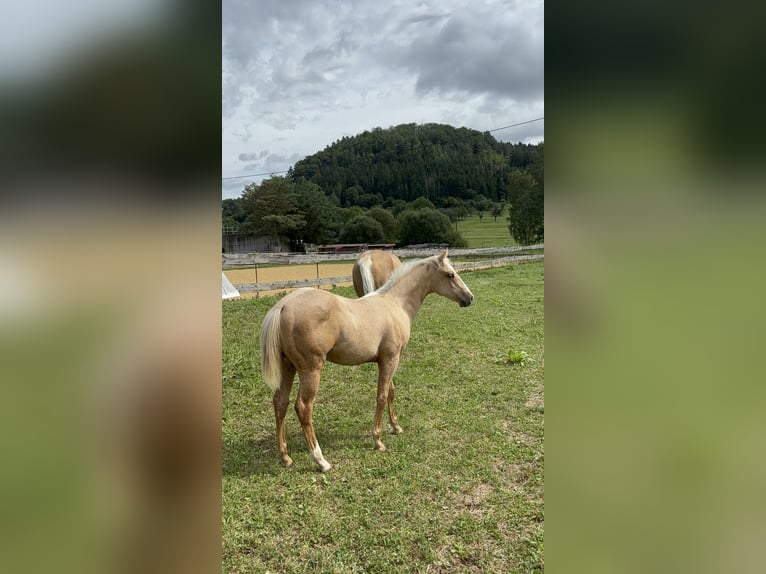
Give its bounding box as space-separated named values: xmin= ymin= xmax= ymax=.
xmin=502 ymin=420 xmax=540 ymax=447
xmin=225 ymin=263 xmax=354 ymax=285
xmin=524 ymin=386 xmax=544 ymax=411
xmin=223 ymin=264 xmax=355 ymax=299
xmin=494 ymin=460 xmax=535 ymax=486
xmin=455 ymin=482 xmax=495 ymax=515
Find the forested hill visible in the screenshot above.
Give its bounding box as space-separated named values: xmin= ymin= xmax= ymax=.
xmin=288 ymin=123 xmax=542 ymax=206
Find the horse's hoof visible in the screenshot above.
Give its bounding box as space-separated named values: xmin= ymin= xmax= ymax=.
xmin=374 ymin=443 xmax=388 ymax=452
xmin=282 ymin=456 xmax=294 ymax=469
xmin=392 ymin=425 xmax=404 ymax=435
xmin=318 ymin=461 xmax=332 ymax=473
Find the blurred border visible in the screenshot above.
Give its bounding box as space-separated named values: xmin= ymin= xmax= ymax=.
xmin=0 ymin=2 xmax=221 ymax=573
xmin=547 ymin=1 xmax=766 ymax=573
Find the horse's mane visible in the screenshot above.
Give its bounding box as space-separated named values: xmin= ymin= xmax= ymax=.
xmin=373 ymin=253 xmax=446 ymax=295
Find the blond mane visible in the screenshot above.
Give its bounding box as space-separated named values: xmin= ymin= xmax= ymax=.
xmin=374 ymin=255 xmax=438 ymax=295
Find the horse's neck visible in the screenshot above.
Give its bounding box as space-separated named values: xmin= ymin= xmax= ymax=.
xmin=383 ymin=265 xmax=431 ymax=320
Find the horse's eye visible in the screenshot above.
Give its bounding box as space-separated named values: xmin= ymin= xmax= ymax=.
xmin=447 ymin=272 xmax=455 ymax=279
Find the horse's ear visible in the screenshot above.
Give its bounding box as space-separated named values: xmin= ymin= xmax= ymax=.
xmin=437 ymin=249 xmax=449 ymax=265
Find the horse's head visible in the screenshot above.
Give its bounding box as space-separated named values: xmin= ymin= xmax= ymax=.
xmin=431 ymin=250 xmax=474 ymax=307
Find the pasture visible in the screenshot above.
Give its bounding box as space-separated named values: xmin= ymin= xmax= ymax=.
xmin=456 ymin=210 xmax=515 ymax=248
xmin=222 ymin=261 xmax=544 ymax=573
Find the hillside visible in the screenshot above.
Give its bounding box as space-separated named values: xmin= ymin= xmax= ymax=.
xmin=288 ymin=123 xmax=542 ymax=206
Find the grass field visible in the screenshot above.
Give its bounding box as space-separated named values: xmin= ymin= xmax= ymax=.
xmin=456 ymin=210 xmax=516 ymax=248
xmin=222 ymin=261 xmax=544 ymax=573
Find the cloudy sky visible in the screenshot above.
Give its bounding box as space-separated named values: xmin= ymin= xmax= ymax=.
xmin=222 ymin=0 xmax=544 ymax=199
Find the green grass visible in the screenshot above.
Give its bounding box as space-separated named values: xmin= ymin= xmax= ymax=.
xmin=456 ymin=210 xmax=516 ymax=248
xmin=222 ymin=262 xmax=544 ymax=573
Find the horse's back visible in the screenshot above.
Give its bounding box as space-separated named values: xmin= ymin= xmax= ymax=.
xmin=352 ymin=250 xmax=401 ymax=297
xmin=369 ymin=250 xmax=401 ymax=276
xmin=277 ymin=288 xmax=342 ymax=324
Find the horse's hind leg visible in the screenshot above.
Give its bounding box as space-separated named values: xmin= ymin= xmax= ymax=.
xmin=295 ymin=369 xmax=332 ymax=472
xmin=273 ymin=359 xmax=296 ymax=468
xmin=373 ymin=355 xmax=401 ymax=451
xmin=387 ymin=381 xmax=404 ymax=434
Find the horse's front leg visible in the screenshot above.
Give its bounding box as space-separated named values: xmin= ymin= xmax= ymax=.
xmin=373 ymin=354 xmax=401 ymax=451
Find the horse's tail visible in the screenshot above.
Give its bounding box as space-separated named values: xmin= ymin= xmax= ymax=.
xmin=359 ymin=255 xmax=377 ymax=294
xmin=260 ymin=306 xmax=283 ymax=392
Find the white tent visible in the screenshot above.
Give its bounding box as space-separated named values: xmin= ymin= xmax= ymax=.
xmin=222 ymin=272 xmax=240 ymax=300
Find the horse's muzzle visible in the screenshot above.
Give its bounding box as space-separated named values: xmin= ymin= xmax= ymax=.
xmin=459 ymin=294 xmax=474 ymax=307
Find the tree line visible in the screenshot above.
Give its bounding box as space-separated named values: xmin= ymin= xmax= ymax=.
xmin=223 ymin=123 xmax=543 ymax=248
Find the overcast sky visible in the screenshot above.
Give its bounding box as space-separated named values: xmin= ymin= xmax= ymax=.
xmin=222 ymin=0 xmax=544 ymax=199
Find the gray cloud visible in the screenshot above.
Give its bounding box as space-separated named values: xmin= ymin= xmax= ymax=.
xmin=222 ymin=149 xmax=306 ymax=199
xmin=395 ymin=6 xmax=543 ymax=101
xmin=222 ymin=0 xmax=353 ymax=119
xmin=237 ymin=152 xmax=261 ymax=161
xmin=222 ymin=0 xmax=543 ymax=194
xmin=239 ymin=151 xmax=304 ymax=173
xmin=223 ymin=0 xmax=543 ymax=113
xmin=401 ymin=12 xmax=451 ymax=26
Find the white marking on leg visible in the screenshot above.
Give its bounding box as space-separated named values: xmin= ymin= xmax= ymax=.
xmin=311 ymin=444 xmax=332 ymax=472
xmin=371 ymin=427 xmax=387 ymax=451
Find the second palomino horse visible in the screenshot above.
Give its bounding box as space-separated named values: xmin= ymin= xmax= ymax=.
xmin=260 ymin=250 xmax=473 ymax=471
xmin=352 ymin=249 xmax=401 ymax=297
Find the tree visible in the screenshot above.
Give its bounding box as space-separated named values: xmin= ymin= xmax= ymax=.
xmin=339 ymin=216 xmax=384 ymax=243
xmin=507 ymin=168 xmax=543 ymax=245
xmin=222 ymin=198 xmax=246 ymax=223
xmin=409 ymin=196 xmax=435 ymax=210
xmin=288 ymin=123 xmax=541 ymax=205
xmin=397 ymin=209 xmax=467 ymax=247
xmin=357 ymin=192 xmax=384 ymax=208
xmin=491 ymin=202 xmax=505 ymax=221
xmin=241 ymin=177 xmax=306 ymax=247
xmin=507 ymin=169 xmax=535 ymax=207
xmin=293 ymin=178 xmax=343 ymax=245
xmin=367 ymin=207 xmax=398 ymax=242
xmin=472 ymin=194 xmax=493 ymax=221
xmin=222 ymin=215 xmax=240 ymax=231
xmin=341 ymin=185 xmax=364 ymax=207
xmin=340 ymin=205 xmax=366 ymax=224
xmin=388 ymin=199 xmax=409 ymax=217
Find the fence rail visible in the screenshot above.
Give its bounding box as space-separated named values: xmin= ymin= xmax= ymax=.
xmin=223 ymin=243 xmax=543 ymax=266
xmin=231 ymin=253 xmax=543 ymax=294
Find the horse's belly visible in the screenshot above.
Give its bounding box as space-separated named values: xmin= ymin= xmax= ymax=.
xmin=326 ymin=340 xmax=378 ymax=365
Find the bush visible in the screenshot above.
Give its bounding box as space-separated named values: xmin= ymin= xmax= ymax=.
xmin=339 ymin=216 xmax=384 ymax=243
xmin=397 ymin=209 xmax=466 ymax=247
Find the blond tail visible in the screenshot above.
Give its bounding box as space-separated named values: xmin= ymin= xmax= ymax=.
xmin=359 ymin=256 xmax=376 ymax=294
xmin=260 ymin=306 xmax=283 ymax=392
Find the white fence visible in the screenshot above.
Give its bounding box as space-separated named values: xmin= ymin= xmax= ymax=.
xmin=229 ymin=247 xmax=544 ymax=294
xmin=222 ymin=243 xmax=543 ymax=267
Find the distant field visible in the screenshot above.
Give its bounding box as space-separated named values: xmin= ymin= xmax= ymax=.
xmin=456 ymin=210 xmax=515 ymax=248
xmin=222 ymin=262 xmax=544 ymax=573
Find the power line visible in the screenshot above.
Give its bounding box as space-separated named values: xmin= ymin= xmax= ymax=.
xmin=486 ymin=117 xmax=544 ymax=134
xmin=221 ymin=117 xmax=544 ymax=182
xmin=222 ymin=169 xmax=289 ymax=181
xmin=449 ymin=117 xmax=545 ymax=145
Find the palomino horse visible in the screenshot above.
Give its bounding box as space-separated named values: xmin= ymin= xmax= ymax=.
xmin=260 ymin=250 xmax=474 ymax=471
xmin=352 ymin=249 xmax=401 ymax=297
